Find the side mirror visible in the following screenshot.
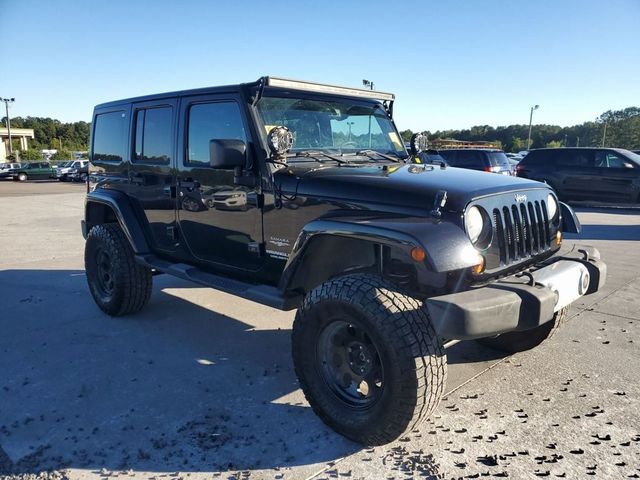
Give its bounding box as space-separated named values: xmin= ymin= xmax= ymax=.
xmin=209 ymin=139 xmax=247 ymax=169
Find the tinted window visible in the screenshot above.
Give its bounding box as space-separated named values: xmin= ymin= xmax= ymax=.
xmin=133 ymin=107 xmax=173 ymax=164
xmin=93 ymin=111 xmax=126 ymax=162
xmin=187 ymin=102 xmax=247 ymax=166
xmin=558 ymin=150 xmax=593 ymax=167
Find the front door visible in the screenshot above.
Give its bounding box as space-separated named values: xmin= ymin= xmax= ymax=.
xmin=594 ymin=150 xmax=639 ymax=202
xmin=176 ymin=94 xmax=263 ymax=272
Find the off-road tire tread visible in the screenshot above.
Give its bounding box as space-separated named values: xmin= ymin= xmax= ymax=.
xmin=85 ymin=223 xmax=152 ymax=316
xmin=292 ymin=273 xmax=446 ymax=445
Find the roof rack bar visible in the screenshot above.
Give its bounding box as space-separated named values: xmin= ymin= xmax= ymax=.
xmin=264 ymin=76 xmax=395 ymax=102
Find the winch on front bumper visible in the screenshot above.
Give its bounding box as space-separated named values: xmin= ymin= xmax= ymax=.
xmin=426 ymin=245 xmax=606 ymax=339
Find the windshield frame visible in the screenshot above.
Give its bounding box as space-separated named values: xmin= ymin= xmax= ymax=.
xmin=253 ymin=88 xmax=409 ymax=163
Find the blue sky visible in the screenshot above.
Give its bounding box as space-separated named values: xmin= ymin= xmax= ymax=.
xmin=1 ymin=0 xmax=638 ymax=131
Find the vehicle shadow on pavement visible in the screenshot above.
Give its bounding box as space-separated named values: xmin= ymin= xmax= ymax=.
xmin=0 ymin=269 xmax=505 ymax=476
xmin=0 ymin=269 xmax=365 ymax=475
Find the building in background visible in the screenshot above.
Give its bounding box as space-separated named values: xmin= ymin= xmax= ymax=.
xmin=0 ymin=128 xmax=35 ymax=162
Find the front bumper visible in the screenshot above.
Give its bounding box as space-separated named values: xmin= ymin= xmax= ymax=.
xmin=426 ymin=244 xmax=606 ymax=340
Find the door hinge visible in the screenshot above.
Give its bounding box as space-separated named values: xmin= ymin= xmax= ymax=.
xmin=167 ymin=225 xmax=179 ymax=241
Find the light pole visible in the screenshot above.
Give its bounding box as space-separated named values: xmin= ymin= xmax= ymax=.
xmin=601 ymin=122 xmax=607 ymax=147
xmin=527 ymin=104 xmax=539 ymax=150
xmin=362 ymin=80 xmax=374 ymax=147
xmin=347 ymin=121 xmax=354 ymax=142
xmin=1 ymin=97 xmax=15 ymax=155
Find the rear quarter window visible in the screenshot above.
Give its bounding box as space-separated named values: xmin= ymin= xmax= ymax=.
xmin=92 ymin=110 xmax=127 ymax=162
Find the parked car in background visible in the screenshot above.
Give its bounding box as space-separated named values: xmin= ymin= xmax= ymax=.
xmin=55 ymin=160 xmax=89 ymax=181
xmin=516 ymin=147 xmax=640 ymax=203
xmin=66 ymin=160 xmax=89 ymax=182
xmin=437 ymin=149 xmax=513 ymax=175
xmin=11 ymin=162 xmax=55 ymax=182
xmin=0 ymin=162 xmax=21 ymax=178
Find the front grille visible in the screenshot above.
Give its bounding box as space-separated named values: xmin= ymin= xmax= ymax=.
xmin=493 ymin=200 xmax=550 ymax=265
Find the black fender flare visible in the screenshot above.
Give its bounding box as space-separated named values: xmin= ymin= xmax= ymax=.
xmin=560 ymin=202 xmax=581 ymax=234
xmin=84 ymin=189 xmax=151 ymax=254
xmin=279 ymin=215 xmax=477 ymax=292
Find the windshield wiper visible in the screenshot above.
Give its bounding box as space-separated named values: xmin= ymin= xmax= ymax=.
xmin=292 ymin=151 xmax=349 ymax=164
xmin=354 ymin=149 xmax=404 ymax=163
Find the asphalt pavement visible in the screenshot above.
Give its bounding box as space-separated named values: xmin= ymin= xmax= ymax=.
xmin=0 ymin=181 xmax=639 ymax=479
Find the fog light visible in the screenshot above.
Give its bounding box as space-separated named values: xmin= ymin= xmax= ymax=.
xmin=471 ymin=255 xmax=486 ymax=275
xmin=411 ymin=247 xmax=426 ymax=262
xmin=556 ymin=231 xmax=562 ymax=245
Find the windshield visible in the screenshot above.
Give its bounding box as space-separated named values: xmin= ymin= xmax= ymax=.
xmin=256 ymin=96 xmax=407 ymax=159
xmin=620 ymin=149 xmax=640 ymax=165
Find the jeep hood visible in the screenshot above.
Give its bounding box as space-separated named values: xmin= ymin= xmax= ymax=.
xmin=276 ymin=163 xmax=548 ymax=213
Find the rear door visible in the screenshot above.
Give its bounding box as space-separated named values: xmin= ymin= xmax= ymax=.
xmin=557 ymin=150 xmax=599 ymax=199
xmin=127 ymin=99 xmax=178 ymax=253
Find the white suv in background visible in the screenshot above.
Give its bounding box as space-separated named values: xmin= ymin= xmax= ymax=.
xmin=55 ymin=160 xmax=88 ymax=181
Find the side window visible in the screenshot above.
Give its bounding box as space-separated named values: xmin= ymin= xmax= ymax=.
xmin=93 ymin=111 xmax=126 ymax=162
xmin=133 ymin=106 xmax=173 ymax=164
xmin=595 ymin=151 xmax=628 ymax=169
xmin=186 ymin=101 xmax=247 ymax=167
xmin=558 ymin=150 xmax=593 ymax=167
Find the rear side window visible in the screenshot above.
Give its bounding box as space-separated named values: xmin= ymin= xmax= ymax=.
xmin=93 ymin=111 xmax=127 ymax=162
xmin=558 ymin=150 xmax=593 ymax=167
xmin=186 ymin=102 xmax=247 ymax=167
xmin=133 ymin=106 xmax=173 ymax=164
xmin=487 ymin=152 xmax=510 ymax=167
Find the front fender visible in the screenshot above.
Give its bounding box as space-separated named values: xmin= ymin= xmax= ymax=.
xmin=560 ymin=202 xmax=581 ymax=234
xmin=279 ymin=215 xmax=476 ymax=291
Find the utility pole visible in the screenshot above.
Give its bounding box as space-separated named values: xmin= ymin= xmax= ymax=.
xmin=564 ymin=134 xmax=568 ymax=147
xmin=362 ymin=80 xmax=374 ymax=148
xmin=576 ymin=136 xmax=580 ymax=147
xmin=1 ymin=97 xmax=15 ymax=155
xmin=601 ymin=122 xmax=607 ymax=147
xmin=527 ymin=104 xmax=539 ymax=150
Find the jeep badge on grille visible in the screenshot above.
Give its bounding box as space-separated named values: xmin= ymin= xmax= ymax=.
xmin=515 ymin=193 xmax=527 ymax=203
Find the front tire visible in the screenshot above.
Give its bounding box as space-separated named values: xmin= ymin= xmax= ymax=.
xmin=292 ymin=274 xmax=446 ymax=445
xmin=17 ymin=173 xmax=27 ymax=182
xmin=477 ymin=307 xmax=569 ymax=353
xmin=85 ymin=223 xmax=152 ymax=316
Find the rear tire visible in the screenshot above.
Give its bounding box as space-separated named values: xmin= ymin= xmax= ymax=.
xmin=17 ymin=173 xmax=27 ymax=182
xmin=292 ymin=274 xmax=446 ymax=445
xmin=477 ymin=307 xmax=569 ymax=353
xmin=85 ymin=223 xmax=152 ymax=316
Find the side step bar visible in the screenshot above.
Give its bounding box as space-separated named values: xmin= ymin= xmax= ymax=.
xmin=135 ymin=254 xmax=299 ymax=311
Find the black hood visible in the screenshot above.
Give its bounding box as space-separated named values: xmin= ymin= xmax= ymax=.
xmin=275 ymin=163 xmax=549 ymax=213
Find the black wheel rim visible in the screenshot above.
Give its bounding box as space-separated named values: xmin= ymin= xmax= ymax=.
xmin=317 ymin=319 xmax=385 ymax=409
xmin=93 ymin=247 xmax=115 ymax=298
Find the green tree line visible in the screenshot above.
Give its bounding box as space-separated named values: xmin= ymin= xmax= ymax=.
xmin=2 ymin=116 xmax=90 ymax=160
xmin=400 ymin=106 xmax=640 ymax=152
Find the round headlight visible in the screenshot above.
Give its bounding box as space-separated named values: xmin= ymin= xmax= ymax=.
xmin=465 ymin=206 xmax=485 ymax=244
xmin=547 ymin=193 xmax=558 ymax=219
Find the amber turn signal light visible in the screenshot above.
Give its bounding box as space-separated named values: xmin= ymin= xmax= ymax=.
xmin=556 ymin=231 xmax=562 ymax=245
xmin=471 ymin=255 xmax=486 ymax=275
xmin=411 ymin=247 xmax=426 ymax=262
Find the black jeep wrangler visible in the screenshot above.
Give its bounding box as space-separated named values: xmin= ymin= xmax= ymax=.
xmin=82 ymin=77 xmax=606 ymax=445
